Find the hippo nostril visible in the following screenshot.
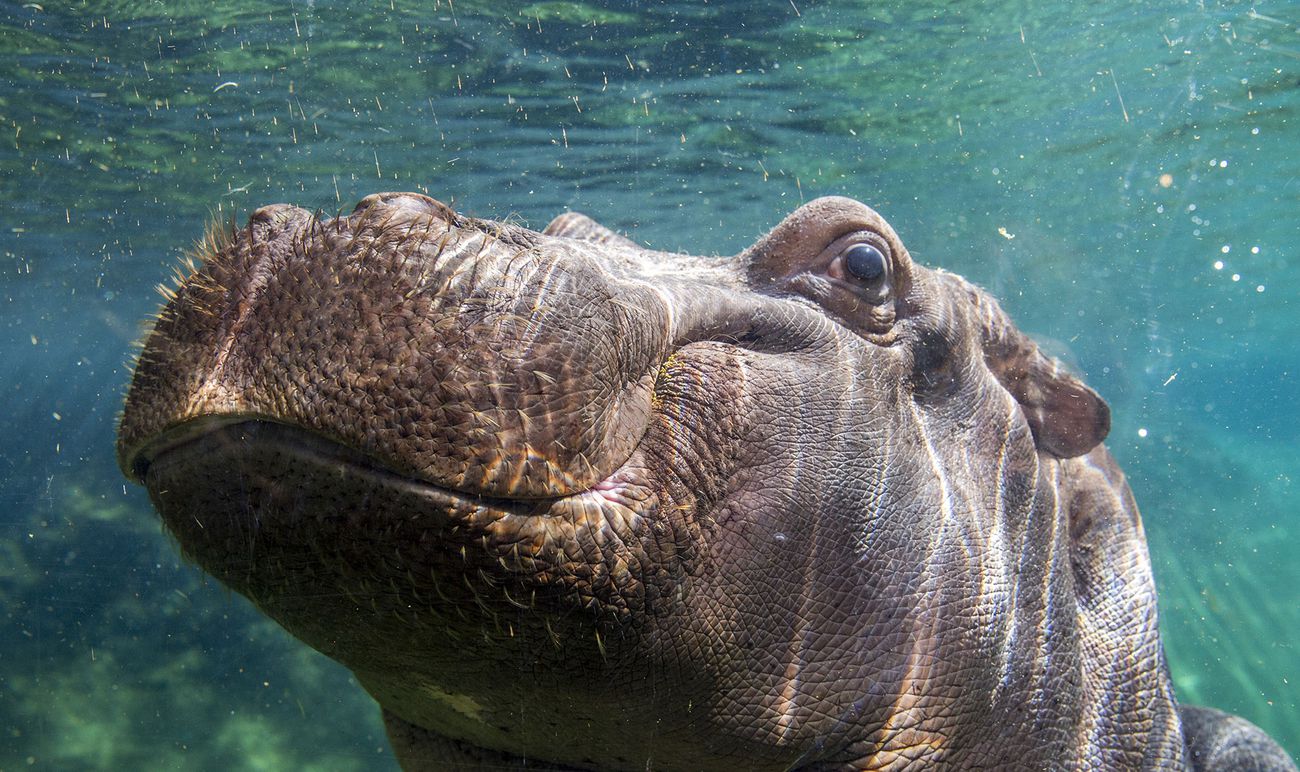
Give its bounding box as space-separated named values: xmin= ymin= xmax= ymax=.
xmin=247 ymin=204 xmax=308 ymax=243
xmin=352 ymin=193 xmax=395 ymax=214
xmin=249 ymin=204 xmax=300 ymax=226
xmin=351 ymin=192 xmax=453 ymax=219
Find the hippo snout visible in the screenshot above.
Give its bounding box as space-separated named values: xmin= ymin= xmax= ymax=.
xmin=117 ymin=193 xmax=667 ymax=499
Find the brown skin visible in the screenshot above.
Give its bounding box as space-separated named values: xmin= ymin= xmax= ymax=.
xmin=118 ymin=193 xmax=1296 ymax=770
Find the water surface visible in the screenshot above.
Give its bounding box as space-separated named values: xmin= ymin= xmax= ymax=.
xmin=2 ymin=0 xmax=1296 ymax=767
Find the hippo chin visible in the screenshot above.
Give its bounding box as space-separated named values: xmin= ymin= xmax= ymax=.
xmin=117 ymin=194 xmax=1295 ymax=771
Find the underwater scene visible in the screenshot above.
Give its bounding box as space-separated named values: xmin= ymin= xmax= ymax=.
xmin=1 ymin=0 xmax=1297 ymax=768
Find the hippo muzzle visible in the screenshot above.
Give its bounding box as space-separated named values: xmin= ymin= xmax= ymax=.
xmin=117 ymin=194 xmax=1297 ymax=770
xmin=121 ymin=193 xmax=674 ymax=499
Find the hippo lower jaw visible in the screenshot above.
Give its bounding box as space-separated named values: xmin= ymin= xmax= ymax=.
xmin=137 ymin=415 xmax=663 ymax=624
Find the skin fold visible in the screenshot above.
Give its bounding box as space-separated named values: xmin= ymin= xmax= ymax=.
xmin=117 ymin=193 xmax=1296 ymax=771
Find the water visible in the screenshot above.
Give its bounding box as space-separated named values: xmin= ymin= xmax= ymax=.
xmin=1 ymin=0 xmax=1296 ymax=767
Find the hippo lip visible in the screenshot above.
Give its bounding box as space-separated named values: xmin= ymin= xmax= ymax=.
xmin=125 ymin=415 xmax=255 ymax=484
xmin=127 ymin=416 xmax=622 ymax=508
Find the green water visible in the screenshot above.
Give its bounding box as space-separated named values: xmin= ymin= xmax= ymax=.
xmin=1 ymin=0 xmax=1296 ymax=768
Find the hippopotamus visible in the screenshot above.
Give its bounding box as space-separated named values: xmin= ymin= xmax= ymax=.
xmin=117 ymin=193 xmax=1296 ymax=770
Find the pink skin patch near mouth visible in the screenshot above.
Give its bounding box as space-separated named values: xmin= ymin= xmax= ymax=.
xmin=589 ymin=476 xmax=632 ymax=505
xmin=580 ymin=472 xmax=651 ymax=512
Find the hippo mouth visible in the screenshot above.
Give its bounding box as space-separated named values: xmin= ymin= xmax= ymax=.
xmin=134 ymin=418 xmax=553 ymax=510
xmin=127 ymin=415 xmax=643 ymax=511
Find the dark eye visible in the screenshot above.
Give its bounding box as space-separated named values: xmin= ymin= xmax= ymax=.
xmin=843 ymin=243 xmax=887 ymax=282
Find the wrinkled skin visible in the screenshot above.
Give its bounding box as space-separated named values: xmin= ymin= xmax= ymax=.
xmin=117 ymin=194 xmax=1296 ymax=770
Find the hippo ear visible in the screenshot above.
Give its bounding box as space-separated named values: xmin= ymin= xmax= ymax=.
xmin=972 ymin=290 xmax=1110 ymax=458
xmin=544 ymin=212 xmax=643 ymax=250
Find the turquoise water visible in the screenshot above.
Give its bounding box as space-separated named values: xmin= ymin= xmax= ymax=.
xmin=1 ymin=0 xmax=1296 ymax=768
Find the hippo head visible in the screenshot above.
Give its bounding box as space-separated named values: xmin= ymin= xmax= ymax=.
xmin=118 ymin=194 xmax=1283 ymax=770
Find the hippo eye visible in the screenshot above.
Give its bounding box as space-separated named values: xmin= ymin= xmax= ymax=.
xmin=843 ymin=243 xmax=887 ymax=282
